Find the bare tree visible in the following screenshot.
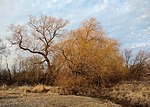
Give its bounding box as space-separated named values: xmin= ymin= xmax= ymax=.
xmin=0 ymin=39 xmax=9 ymax=70
xmin=9 ymin=16 xmax=68 ymax=78
xmin=123 ymin=49 xmax=150 ymax=80
xmin=0 ymin=39 xmax=11 ymax=85
xmin=0 ymin=39 xmax=7 ymax=56
xmin=123 ymin=49 xmax=132 ymax=70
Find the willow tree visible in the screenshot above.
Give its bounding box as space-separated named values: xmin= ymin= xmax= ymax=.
xmin=9 ymin=16 xmax=68 ymax=84
xmin=54 ymin=18 xmax=126 ymax=88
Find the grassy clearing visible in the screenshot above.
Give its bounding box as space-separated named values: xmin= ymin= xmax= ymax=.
xmin=0 ymin=85 xmax=121 ymax=107
xmin=0 ymin=81 xmax=150 ymax=107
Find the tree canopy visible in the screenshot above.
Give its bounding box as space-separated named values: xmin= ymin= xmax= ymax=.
xmin=9 ymin=16 xmax=68 ymax=71
xmin=53 ymin=18 xmax=126 ymax=87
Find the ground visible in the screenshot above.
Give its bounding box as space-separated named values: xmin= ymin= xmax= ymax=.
xmin=0 ymin=81 xmax=149 ymax=107
xmin=0 ymin=88 xmax=121 ymax=107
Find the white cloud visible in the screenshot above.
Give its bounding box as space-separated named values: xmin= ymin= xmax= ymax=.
xmin=0 ymin=0 xmax=150 ymax=66
xmin=0 ymin=0 xmax=150 ymax=50
xmin=130 ymin=43 xmax=150 ymax=49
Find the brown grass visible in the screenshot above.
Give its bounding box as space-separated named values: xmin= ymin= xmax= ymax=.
xmin=1 ymin=81 xmax=149 ymax=107
xmin=103 ymin=81 xmax=150 ymax=107
xmin=0 ymin=86 xmax=121 ymax=107
xmin=14 ymin=85 xmax=68 ymax=95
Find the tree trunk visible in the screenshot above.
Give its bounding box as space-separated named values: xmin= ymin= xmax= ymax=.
xmin=44 ymin=57 xmax=54 ymax=85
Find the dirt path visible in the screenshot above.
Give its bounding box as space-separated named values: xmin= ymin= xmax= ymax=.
xmin=0 ymin=90 xmax=121 ymax=107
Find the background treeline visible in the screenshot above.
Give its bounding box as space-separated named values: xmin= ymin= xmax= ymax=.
xmin=0 ymin=16 xmax=149 ymax=94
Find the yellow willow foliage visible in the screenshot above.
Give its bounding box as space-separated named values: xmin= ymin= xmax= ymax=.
xmin=53 ymin=18 xmax=127 ymax=87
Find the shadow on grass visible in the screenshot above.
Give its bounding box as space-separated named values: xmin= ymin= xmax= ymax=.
xmin=90 ymin=95 xmax=133 ymax=107
xmin=0 ymin=95 xmax=18 ymax=100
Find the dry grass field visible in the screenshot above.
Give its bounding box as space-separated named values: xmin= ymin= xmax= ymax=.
xmin=0 ymin=81 xmax=150 ymax=107
xmin=0 ymin=85 xmax=121 ymax=107
xmin=102 ymin=81 xmax=150 ymax=107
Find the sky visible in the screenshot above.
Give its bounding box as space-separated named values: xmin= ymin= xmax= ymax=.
xmin=0 ymin=0 xmax=150 ymax=50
